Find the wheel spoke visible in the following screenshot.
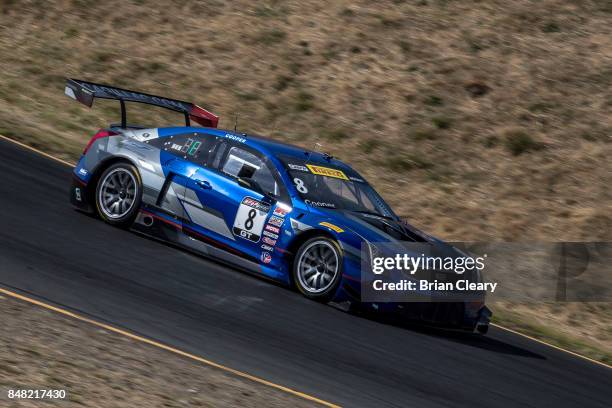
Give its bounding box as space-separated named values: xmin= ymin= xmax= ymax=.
xmin=99 ymin=168 xmax=137 ymax=219
xmin=307 ymin=272 xmax=319 ymax=285
xmin=297 ymin=241 xmax=339 ymax=294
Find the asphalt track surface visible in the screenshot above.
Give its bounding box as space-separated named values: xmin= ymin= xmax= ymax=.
xmin=0 ymin=137 xmax=610 ymax=408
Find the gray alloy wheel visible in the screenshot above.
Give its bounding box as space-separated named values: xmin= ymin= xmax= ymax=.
xmin=95 ymin=163 xmax=141 ymax=227
xmin=294 ymin=238 xmax=342 ymax=300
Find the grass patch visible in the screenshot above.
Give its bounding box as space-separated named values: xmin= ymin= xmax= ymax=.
xmin=483 ymin=135 xmax=498 ymax=148
xmin=359 ymin=138 xmax=377 ymax=153
xmin=378 ymin=17 xmax=403 ymax=28
xmin=321 ymin=129 xmax=349 ymax=141
xmin=412 ymin=128 xmax=437 ymax=141
xmin=274 ymin=75 xmax=294 ymax=91
xmin=235 ymin=90 xmax=261 ymax=101
xmin=64 ymin=27 xmax=79 ymax=38
xmin=528 ymin=102 xmax=556 ymax=113
xmin=424 ymin=95 xmax=444 ymax=107
xmin=256 ymin=28 xmax=287 ymax=45
xmin=432 ymin=116 xmax=451 ymax=130
xmin=294 ymin=90 xmax=314 ymax=112
xmin=542 ymin=22 xmax=561 ymax=33
xmin=504 ymin=130 xmax=544 ymax=155
xmin=382 ymin=154 xmax=432 ymax=171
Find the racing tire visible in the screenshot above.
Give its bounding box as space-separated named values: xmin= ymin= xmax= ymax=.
xmin=95 ymin=162 xmax=142 ymax=228
xmin=293 ymin=236 xmax=343 ymax=302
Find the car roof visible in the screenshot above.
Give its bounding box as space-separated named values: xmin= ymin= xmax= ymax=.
xmin=158 ymin=126 xmax=356 ymax=171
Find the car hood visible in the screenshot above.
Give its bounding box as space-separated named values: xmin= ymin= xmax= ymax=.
xmin=314 ymin=209 xmax=429 ymax=243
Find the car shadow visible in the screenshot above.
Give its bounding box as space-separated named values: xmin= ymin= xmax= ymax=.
xmin=86 ymin=214 xmax=546 ymax=361
xmin=348 ymin=309 xmax=547 ymax=360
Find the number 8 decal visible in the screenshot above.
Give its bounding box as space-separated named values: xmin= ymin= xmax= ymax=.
xmin=233 ymin=197 xmax=271 ymax=242
xmin=245 ymin=209 xmax=256 ymax=230
xmin=294 ymin=177 xmax=308 ymax=194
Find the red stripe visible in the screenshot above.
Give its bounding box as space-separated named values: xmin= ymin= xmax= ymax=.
xmin=140 ymin=210 xmax=244 ymax=257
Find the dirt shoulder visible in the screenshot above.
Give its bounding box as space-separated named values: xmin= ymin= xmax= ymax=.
xmin=492 ymin=301 xmax=612 ymax=366
xmin=0 ymin=293 xmax=319 ymax=408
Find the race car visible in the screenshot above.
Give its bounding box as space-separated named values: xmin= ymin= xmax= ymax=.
xmin=65 ymin=79 xmax=491 ymax=333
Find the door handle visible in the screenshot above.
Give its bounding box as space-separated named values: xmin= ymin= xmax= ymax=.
xmin=194 ymin=179 xmax=212 ymax=189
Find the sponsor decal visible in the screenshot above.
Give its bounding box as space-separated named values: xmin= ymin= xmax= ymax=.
xmin=78 ymin=168 xmax=88 ymax=176
xmin=319 ymin=222 xmax=344 ymax=233
xmin=268 ymin=215 xmax=284 ymax=227
xmin=222 ymin=133 xmax=246 ymax=143
xmin=288 ymin=163 xmax=310 ymax=172
xmin=273 ymin=206 xmax=289 ymax=217
xmin=260 ymin=251 xmax=272 ymax=264
xmin=304 ymin=199 xmax=336 ymax=208
xmin=242 ymin=197 xmax=271 ymax=212
xmin=74 ymin=187 xmax=82 ymax=202
xmin=349 ymin=176 xmax=364 ymax=183
xmin=261 ymin=244 xmax=274 ymax=251
xmin=265 ymin=224 xmax=280 ymax=234
xmin=263 ymin=230 xmax=279 ymax=240
xmin=262 ymin=236 xmax=277 ymax=246
xmin=232 ymin=197 xmax=271 ymax=242
xmin=305 ymin=164 xmax=348 ymax=180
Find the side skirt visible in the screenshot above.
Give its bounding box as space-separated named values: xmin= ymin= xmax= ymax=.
xmin=130 ymin=208 xmax=273 ymax=281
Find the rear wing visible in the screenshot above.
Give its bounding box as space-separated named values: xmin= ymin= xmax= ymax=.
xmin=64 ymin=78 xmax=219 ymax=128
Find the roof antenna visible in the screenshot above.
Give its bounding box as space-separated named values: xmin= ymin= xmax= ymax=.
xmin=234 ymin=114 xmax=238 ymax=132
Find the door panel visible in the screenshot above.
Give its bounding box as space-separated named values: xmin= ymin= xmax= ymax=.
xmin=184 ymin=167 xmax=272 ymax=261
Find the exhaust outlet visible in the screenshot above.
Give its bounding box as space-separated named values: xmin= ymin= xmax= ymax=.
xmin=143 ymin=215 xmax=154 ymax=227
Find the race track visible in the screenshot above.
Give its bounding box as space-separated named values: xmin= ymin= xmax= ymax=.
xmin=0 ymin=137 xmax=610 ymax=407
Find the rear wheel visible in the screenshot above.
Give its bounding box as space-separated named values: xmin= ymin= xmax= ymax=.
xmin=95 ymin=162 xmax=142 ymax=227
xmin=293 ymin=237 xmax=343 ymax=302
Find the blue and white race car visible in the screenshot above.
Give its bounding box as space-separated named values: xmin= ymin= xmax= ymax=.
xmin=66 ymin=79 xmax=491 ymax=333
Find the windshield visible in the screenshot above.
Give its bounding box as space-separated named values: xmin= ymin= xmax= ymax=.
xmin=280 ymin=158 xmax=395 ymax=218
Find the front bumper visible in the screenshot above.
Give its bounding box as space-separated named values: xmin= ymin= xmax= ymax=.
xmin=353 ymin=300 xmax=492 ymax=333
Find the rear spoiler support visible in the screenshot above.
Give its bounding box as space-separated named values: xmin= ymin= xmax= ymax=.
xmin=64 ymin=78 xmax=219 ymax=128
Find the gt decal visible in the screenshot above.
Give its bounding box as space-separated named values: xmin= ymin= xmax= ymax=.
xmin=305 ymin=164 xmax=349 ymax=180
xmin=232 ymin=197 xmax=271 ymax=242
xmin=268 ymin=215 xmax=284 ymax=227
xmin=319 ymin=222 xmax=344 ymax=233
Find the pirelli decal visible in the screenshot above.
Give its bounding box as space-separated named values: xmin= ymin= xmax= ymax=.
xmin=306 ymin=164 xmax=349 ymax=180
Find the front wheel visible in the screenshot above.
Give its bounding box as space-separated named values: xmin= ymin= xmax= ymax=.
xmin=95 ymin=162 xmax=142 ymax=227
xmin=293 ymin=237 xmax=343 ymax=302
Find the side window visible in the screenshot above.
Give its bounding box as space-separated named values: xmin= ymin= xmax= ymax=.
xmin=221 ymin=146 xmax=288 ymax=201
xmin=159 ymin=133 xmax=215 ymax=166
